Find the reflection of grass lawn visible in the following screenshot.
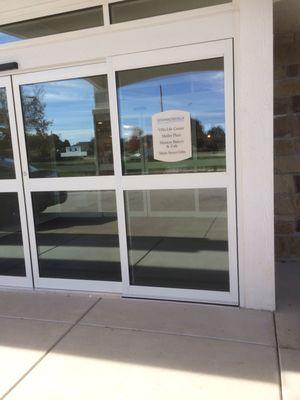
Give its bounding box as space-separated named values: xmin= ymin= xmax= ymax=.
xmin=125 ymin=152 xmax=226 ymax=173
xmin=32 ymin=152 xmax=225 ymax=176
xmin=33 ymin=157 xmax=113 ymax=177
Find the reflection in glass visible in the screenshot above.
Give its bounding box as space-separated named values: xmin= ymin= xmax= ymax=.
xmin=0 ymin=193 xmax=26 ymax=276
xmin=125 ymin=188 xmax=229 ymax=291
xmin=0 ymin=7 xmax=104 ymax=45
xmin=20 ymin=75 xmax=114 ymax=178
xmin=0 ymin=88 xmax=15 ymax=179
xmin=117 ymin=58 xmax=226 ymax=175
xmin=32 ymin=191 xmax=121 ymax=281
xmin=110 ymin=0 xmax=231 ymax=24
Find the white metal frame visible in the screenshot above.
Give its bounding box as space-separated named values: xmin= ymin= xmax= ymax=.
xmin=12 ymin=63 xmax=122 ymax=293
xmin=6 ymin=39 xmax=238 ymax=304
xmin=0 ymin=76 xmax=33 ymax=288
xmin=109 ymin=39 xmax=238 ymax=305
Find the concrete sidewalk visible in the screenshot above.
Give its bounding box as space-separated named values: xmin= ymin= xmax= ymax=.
xmin=0 ymin=262 xmax=298 ymax=399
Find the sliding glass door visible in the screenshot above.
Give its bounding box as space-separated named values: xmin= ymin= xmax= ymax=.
xmin=2 ymin=39 xmax=237 ymax=304
xmin=110 ymin=39 xmax=238 ymax=304
xmin=12 ymin=64 xmax=123 ymax=292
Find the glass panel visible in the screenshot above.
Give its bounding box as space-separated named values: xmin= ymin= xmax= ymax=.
xmin=110 ymin=0 xmax=231 ymax=24
xmin=20 ymin=75 xmax=114 ymax=178
xmin=0 ymin=87 xmax=15 ymax=179
xmin=125 ymin=188 xmax=229 ymax=291
xmin=127 ymin=190 xmax=146 ymax=212
xmin=32 ymin=190 xmax=121 ymax=281
xmin=117 ymin=58 xmax=226 ymax=175
xmin=0 ymin=7 xmax=104 ymax=45
xmin=0 ymin=193 xmax=26 ymax=276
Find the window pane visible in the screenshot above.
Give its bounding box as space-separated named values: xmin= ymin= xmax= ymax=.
xmin=0 ymin=88 xmax=15 ymax=179
xmin=117 ymin=58 xmax=226 ymax=175
xmin=125 ymin=188 xmax=229 ymax=291
xmin=0 ymin=7 xmax=103 ymax=44
xmin=110 ymin=0 xmax=231 ymax=23
xmin=21 ymin=75 xmax=114 ymax=177
xmin=0 ymin=193 xmax=26 ymax=276
xmin=32 ymin=191 xmax=121 ymax=281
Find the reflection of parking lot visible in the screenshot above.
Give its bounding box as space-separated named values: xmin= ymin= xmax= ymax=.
xmin=34 ymin=189 xmax=229 ymax=291
xmin=0 ymin=228 xmax=25 ymax=276
xmin=126 ymin=189 xmax=229 ymax=291
xmin=35 ymin=191 xmax=121 ymax=281
xmin=0 ymin=188 xmax=230 ymax=291
xmin=0 ymin=192 xmax=26 ymax=277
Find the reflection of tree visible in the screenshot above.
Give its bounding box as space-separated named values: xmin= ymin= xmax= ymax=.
xmin=0 ymin=89 xmax=13 ymax=159
xmin=23 ymin=87 xmax=52 ymax=135
xmin=195 ymin=120 xmax=225 ymax=152
xmin=206 ymin=126 xmax=226 ymax=152
xmin=22 ymin=87 xmax=69 ymax=162
xmin=126 ymin=127 xmax=142 ymax=154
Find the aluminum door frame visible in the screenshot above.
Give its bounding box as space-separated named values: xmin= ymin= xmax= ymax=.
xmin=108 ymin=39 xmax=239 ymax=305
xmin=12 ymin=64 xmax=123 ymax=292
xmin=0 ymin=76 xmax=33 ymax=288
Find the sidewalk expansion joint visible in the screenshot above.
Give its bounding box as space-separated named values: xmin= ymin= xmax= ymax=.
xmin=78 ymin=321 xmax=277 ymax=349
xmin=273 ymin=312 xmax=284 ymax=400
xmin=0 ymin=296 xmax=102 ymax=400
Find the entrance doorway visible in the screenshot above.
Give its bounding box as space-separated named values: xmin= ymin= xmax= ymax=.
xmin=0 ymin=40 xmax=238 ymax=304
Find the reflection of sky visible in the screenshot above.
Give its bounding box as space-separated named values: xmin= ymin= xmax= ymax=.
xmin=21 ymin=79 xmax=95 ymax=145
xmin=118 ymin=70 xmax=225 ymax=139
xmin=21 ymin=69 xmax=225 ymax=145
xmin=0 ymin=32 xmax=21 ymax=44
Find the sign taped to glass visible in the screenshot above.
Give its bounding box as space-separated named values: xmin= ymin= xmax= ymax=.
xmin=152 ymin=110 xmax=192 ymax=162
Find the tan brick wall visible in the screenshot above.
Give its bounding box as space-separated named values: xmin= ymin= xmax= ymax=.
xmin=274 ymin=32 xmax=300 ymax=260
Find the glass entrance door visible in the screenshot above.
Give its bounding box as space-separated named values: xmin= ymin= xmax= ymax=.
xmin=12 ymin=64 xmax=123 ymax=292
xmin=110 ymin=40 xmax=238 ymax=304
xmin=4 ymin=39 xmax=237 ymax=304
xmin=0 ymin=76 xmax=32 ymax=287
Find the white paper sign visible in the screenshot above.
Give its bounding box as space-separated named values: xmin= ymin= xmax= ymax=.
xmin=152 ymin=110 xmax=192 ymax=162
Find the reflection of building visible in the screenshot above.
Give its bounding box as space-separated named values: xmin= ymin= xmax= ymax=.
xmin=74 ymin=142 xmax=90 ymax=153
xmin=90 ymin=76 xmax=114 ymax=174
xmin=60 ymin=145 xmax=87 ymax=158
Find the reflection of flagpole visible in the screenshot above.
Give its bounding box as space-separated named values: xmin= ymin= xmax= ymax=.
xmin=159 ymin=84 xmax=164 ymax=112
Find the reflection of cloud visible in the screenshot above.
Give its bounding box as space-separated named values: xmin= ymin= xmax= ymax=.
xmin=23 ymin=79 xmax=95 ymax=105
xmin=204 ymin=122 xmax=225 ymax=131
xmin=124 ymin=71 xmax=224 ymax=94
xmin=54 ymin=129 xmax=94 ymax=145
xmin=118 ymin=69 xmax=226 ymax=139
xmin=209 ymin=71 xmax=224 ymax=81
xmin=44 ymin=93 xmax=87 ymax=102
xmin=47 ymin=80 xmax=88 ymax=89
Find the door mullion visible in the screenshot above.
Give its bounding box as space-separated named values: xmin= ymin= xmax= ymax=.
xmin=0 ymin=76 xmax=33 ymax=287
xmin=11 ymin=76 xmax=39 ymax=288
xmin=107 ymin=58 xmax=130 ymax=290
